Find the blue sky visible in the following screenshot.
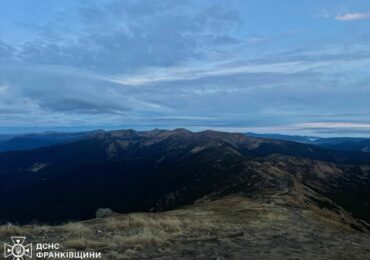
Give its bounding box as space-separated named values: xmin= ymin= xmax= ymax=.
xmin=1 ymin=0 xmax=370 ymax=136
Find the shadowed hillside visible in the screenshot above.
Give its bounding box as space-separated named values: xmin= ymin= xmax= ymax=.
xmin=0 ymin=129 xmax=369 ymax=229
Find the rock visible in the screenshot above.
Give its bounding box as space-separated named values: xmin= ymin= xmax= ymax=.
xmin=95 ymin=208 xmax=114 ymax=218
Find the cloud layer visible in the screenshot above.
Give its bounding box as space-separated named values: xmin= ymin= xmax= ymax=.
xmin=1 ymin=0 xmax=370 ymax=136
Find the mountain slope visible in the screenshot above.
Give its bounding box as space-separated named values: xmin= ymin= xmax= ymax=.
xmin=245 ymin=132 xmax=318 ymax=144
xmin=0 ymin=131 xmax=93 ymax=152
xmin=316 ymin=138 xmax=370 ymax=153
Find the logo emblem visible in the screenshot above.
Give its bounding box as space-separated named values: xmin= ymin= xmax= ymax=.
xmin=4 ymin=236 xmax=32 ymax=260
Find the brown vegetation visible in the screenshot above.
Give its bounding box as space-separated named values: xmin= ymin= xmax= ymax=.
xmin=1 ymin=196 xmax=369 ymax=259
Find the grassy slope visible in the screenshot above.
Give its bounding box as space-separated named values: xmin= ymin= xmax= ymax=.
xmin=1 ymin=196 xmax=369 ymax=260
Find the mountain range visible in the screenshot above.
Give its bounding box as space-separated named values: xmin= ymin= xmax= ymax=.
xmin=2 ymin=131 xmax=370 ymax=154
xmin=0 ymin=128 xmax=369 ymax=233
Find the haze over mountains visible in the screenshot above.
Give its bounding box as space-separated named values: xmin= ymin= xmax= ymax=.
xmin=0 ymin=128 xmax=369 ymax=233
xmin=246 ymin=133 xmax=370 ymax=153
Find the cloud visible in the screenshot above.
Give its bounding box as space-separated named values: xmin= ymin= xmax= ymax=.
xmin=11 ymin=0 xmax=241 ymax=75
xmin=108 ymin=60 xmax=324 ymax=86
xmin=1 ymin=1 xmax=370 ymax=136
xmin=336 ymin=11 xmax=370 ymax=21
xmin=296 ymin=122 xmax=370 ymax=130
xmin=0 ymin=65 xmax=129 ymax=113
xmin=291 ymin=122 xmax=370 ymax=136
xmin=2 ymin=41 xmax=370 ymax=134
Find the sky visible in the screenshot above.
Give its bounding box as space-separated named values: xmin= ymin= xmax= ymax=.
xmin=1 ymin=0 xmax=370 ymax=136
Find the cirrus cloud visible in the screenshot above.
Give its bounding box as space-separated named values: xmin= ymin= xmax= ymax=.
xmin=336 ymin=11 xmax=370 ymax=21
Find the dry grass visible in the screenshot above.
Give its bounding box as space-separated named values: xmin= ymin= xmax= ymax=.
xmin=0 ymin=197 xmax=252 ymax=258
xmin=64 ymin=239 xmax=107 ymax=250
xmin=1 ymin=196 xmax=370 ymax=259
xmin=29 ymin=225 xmax=52 ymax=235
xmin=113 ymin=228 xmax=167 ymax=247
xmin=105 ymin=214 xmax=184 ymax=233
xmin=0 ymin=206 xmax=230 ymax=256
xmin=0 ymin=198 xmax=245 ymax=244
xmin=57 ymin=222 xmax=93 ymax=238
xmin=0 ymin=223 xmax=25 ymax=236
xmin=100 ymin=213 xmax=215 ymax=247
xmin=106 ymin=249 xmax=138 ymax=260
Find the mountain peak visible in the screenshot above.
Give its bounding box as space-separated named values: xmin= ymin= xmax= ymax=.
xmin=172 ymin=128 xmax=192 ymax=134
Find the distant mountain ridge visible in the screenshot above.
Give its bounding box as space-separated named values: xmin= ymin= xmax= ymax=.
xmin=0 ymin=131 xmax=96 ymax=152
xmin=2 ymin=130 xmax=370 ymax=154
xmin=245 ymin=132 xmax=319 ymax=144
xmin=246 ymin=132 xmax=370 ymax=153
xmin=0 ymin=134 xmax=14 ymax=142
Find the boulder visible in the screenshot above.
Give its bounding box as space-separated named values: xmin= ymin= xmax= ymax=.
xmin=95 ymin=208 xmax=114 ymax=218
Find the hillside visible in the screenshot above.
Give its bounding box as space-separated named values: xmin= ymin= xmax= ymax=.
xmin=1 ymin=196 xmax=369 ymax=259
xmin=0 ymin=129 xmax=369 ymax=230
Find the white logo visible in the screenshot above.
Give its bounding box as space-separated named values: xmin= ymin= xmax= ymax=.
xmin=4 ymin=236 xmax=32 ymax=260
